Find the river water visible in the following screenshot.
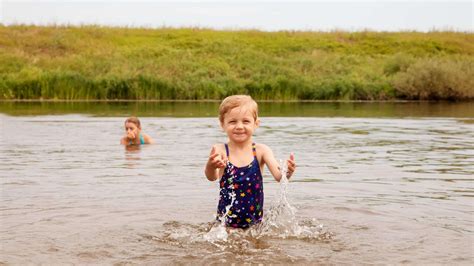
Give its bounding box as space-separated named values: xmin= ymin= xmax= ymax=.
xmin=1 ymin=102 xmax=473 ymax=264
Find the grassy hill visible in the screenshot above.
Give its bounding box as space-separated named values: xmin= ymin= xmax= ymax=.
xmin=1 ymin=25 xmax=473 ymax=100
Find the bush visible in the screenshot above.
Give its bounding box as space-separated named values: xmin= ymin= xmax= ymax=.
xmin=393 ymin=58 xmax=474 ymax=100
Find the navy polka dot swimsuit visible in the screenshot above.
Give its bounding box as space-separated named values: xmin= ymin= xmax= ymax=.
xmin=217 ymin=143 xmax=264 ymax=228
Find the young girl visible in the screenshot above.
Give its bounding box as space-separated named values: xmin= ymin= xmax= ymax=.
xmin=205 ymin=95 xmax=296 ymax=229
xmin=120 ymin=116 xmax=154 ymax=145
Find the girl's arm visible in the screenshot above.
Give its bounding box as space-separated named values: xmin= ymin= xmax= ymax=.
xmin=261 ymin=144 xmax=296 ymax=182
xmin=205 ymin=145 xmax=227 ymax=181
xmin=261 ymin=144 xmax=283 ymax=182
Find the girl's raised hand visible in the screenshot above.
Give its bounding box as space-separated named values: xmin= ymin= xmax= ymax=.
xmin=208 ymin=146 xmax=227 ymax=169
xmin=127 ymin=131 xmax=136 ymax=140
xmin=286 ymin=153 xmax=296 ymax=179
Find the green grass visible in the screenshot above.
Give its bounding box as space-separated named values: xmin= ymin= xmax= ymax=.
xmin=1 ymin=25 xmax=473 ymax=100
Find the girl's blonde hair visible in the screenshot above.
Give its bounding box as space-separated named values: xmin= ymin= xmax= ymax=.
xmin=124 ymin=116 xmax=141 ymax=128
xmin=219 ymin=95 xmax=258 ymax=124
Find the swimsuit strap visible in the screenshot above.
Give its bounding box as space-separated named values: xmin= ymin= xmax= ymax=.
xmin=224 ymin=143 xmax=230 ymax=158
xmin=224 ymin=143 xmax=256 ymax=158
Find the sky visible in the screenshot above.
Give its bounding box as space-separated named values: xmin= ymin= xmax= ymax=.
xmin=1 ymin=0 xmax=473 ymax=32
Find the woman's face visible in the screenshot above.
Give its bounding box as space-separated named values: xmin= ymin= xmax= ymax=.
xmin=125 ymin=122 xmax=141 ymax=139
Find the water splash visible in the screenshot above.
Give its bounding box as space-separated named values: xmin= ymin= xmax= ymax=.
xmin=203 ymin=159 xmax=331 ymax=244
xmin=204 ymin=162 xmax=237 ymax=243
xmin=251 ymin=159 xmax=331 ymax=240
xmin=203 ymin=222 xmax=228 ymax=243
xmin=204 ymin=190 xmax=236 ymax=243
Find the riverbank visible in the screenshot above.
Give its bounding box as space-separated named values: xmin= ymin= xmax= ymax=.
xmin=1 ymin=25 xmax=473 ymax=100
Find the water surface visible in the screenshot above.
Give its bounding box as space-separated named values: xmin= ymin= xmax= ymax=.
xmin=1 ymin=102 xmax=473 ymax=264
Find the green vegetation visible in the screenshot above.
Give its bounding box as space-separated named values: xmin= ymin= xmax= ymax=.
xmin=1 ymin=25 xmax=473 ymax=100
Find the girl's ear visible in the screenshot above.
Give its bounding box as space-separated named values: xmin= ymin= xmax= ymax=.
xmin=255 ymin=118 xmax=260 ymax=128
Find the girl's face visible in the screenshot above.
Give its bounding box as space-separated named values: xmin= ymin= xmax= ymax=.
xmin=221 ymin=106 xmax=259 ymax=144
xmin=125 ymin=122 xmax=141 ymax=139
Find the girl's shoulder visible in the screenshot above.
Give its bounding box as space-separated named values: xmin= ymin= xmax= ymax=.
xmin=255 ymin=143 xmax=272 ymax=159
xmin=255 ymin=143 xmax=270 ymax=152
xmin=211 ymin=143 xmax=227 ymax=153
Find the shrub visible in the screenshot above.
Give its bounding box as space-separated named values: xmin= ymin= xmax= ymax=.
xmin=393 ymin=58 xmax=474 ymax=100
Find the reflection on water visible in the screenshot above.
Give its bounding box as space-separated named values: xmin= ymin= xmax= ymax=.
xmin=1 ymin=101 xmax=473 ymax=117
xmin=124 ymin=144 xmax=142 ymax=169
xmin=0 ymin=113 xmax=473 ymax=264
